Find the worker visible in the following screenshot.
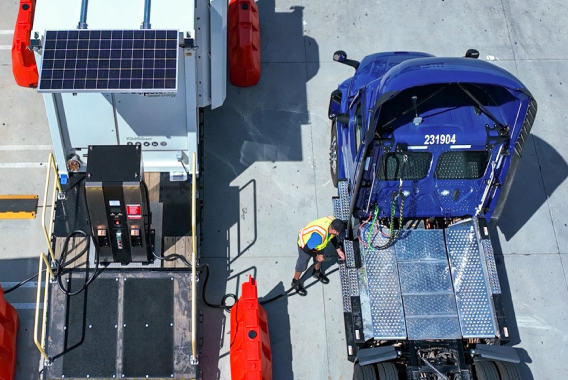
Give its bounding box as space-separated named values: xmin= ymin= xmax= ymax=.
xmin=292 ymin=216 xmax=346 ymax=295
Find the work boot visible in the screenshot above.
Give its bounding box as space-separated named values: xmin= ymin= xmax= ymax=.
xmin=312 ymin=269 xmax=330 ymax=284
xmin=291 ymin=279 xmax=307 ymax=296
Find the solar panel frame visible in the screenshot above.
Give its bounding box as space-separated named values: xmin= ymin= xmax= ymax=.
xmin=38 ymin=29 xmax=179 ymax=93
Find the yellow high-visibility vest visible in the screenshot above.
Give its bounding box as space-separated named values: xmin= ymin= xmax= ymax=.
xmin=297 ymin=216 xmax=335 ymax=251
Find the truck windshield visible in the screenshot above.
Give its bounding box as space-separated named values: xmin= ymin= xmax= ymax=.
xmin=378 ymin=152 xmax=431 ymax=181
xmin=435 ymin=151 xmax=490 ymax=179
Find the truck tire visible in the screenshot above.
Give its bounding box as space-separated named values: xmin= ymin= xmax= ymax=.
xmin=473 ymin=361 xmax=499 ymax=380
xmin=330 ymin=122 xmax=339 ymax=188
xmin=376 ymin=362 xmax=398 ymax=380
xmin=494 ymin=361 xmax=522 ymax=380
xmin=352 ymin=363 xmax=377 ymax=380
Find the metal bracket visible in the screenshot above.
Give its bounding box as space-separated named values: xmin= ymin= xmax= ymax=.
xmin=190 ymin=355 xmax=199 ymax=366
xmin=470 ymin=344 xmax=520 ymax=364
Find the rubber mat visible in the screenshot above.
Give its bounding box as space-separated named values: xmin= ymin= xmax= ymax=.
xmin=62 ymin=277 xmax=119 ymax=377
xmin=159 ymin=173 xmax=191 ymax=236
xmin=123 ymin=278 xmax=174 ymax=377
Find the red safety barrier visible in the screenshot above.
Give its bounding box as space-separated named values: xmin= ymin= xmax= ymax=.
xmin=228 ymin=0 xmax=261 ymax=87
xmin=0 ymin=284 xmax=20 ymax=380
xmin=12 ymin=0 xmax=38 ymax=88
xmin=230 ymin=276 xmax=272 ymax=380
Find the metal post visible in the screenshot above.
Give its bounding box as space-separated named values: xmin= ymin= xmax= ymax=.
xmin=142 ymin=0 xmax=151 ymax=29
xmin=77 ymin=0 xmax=89 ymax=29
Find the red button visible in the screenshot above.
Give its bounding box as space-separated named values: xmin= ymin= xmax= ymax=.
xmin=127 ymin=204 xmax=141 ymax=215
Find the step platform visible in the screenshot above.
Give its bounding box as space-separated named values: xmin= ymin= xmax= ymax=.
xmin=44 ymin=271 xmax=196 ymax=380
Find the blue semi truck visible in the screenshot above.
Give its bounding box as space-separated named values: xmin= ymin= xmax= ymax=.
xmin=329 ymin=50 xmax=536 ymax=380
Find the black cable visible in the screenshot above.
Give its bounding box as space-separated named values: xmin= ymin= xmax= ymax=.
xmin=154 ymin=250 xmax=332 ymax=311
xmin=54 ymin=230 xmax=106 ymax=297
xmin=3 ymin=270 xmax=46 ymax=294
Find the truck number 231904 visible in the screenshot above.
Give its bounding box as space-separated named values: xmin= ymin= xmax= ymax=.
xmin=424 ymin=134 xmax=456 ymax=145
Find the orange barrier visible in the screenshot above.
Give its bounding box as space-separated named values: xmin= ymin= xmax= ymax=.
xmin=230 ymin=276 xmax=272 ymax=380
xmin=12 ymin=0 xmax=38 ymax=88
xmin=228 ymin=0 xmax=261 ymax=87
xmin=0 ymin=284 xmax=20 ymax=380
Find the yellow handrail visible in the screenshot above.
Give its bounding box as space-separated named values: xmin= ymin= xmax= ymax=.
xmin=34 ymin=252 xmax=54 ymax=361
xmin=41 ymin=153 xmax=62 ymax=262
xmin=191 ymin=152 xmax=198 ymax=364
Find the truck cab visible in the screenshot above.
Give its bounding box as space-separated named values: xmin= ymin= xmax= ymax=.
xmin=329 ymin=51 xmax=537 ymax=380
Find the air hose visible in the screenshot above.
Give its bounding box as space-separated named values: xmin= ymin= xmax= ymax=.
xmin=368 ymin=154 xmax=407 ymax=250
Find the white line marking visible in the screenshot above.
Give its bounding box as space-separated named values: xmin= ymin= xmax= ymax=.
xmin=0 ymin=30 xmax=14 ymax=35
xmin=0 ymin=145 xmax=53 ymax=151
xmin=0 ymin=162 xmax=47 ymax=168
xmin=12 ymin=303 xmax=42 ymax=310
xmin=408 ymin=145 xmax=428 ymax=150
xmin=1 ymin=282 xmax=43 ymax=289
xmin=450 ymin=145 xmax=472 ymax=149
xmin=0 ymin=45 xmax=11 ymax=50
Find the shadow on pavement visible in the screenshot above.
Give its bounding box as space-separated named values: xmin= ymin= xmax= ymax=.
xmin=199 ymin=0 xmax=319 ymax=378
xmin=496 ymin=135 xmax=568 ymax=240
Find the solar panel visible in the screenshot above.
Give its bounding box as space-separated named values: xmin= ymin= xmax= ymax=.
xmin=38 ymin=30 xmax=179 ymax=93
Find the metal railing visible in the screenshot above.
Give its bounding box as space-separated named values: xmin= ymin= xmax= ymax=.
xmin=34 ymin=153 xmax=62 ymax=361
xmin=41 ymin=153 xmax=62 ymax=262
xmin=190 ymin=152 xmax=198 ymax=365
xmin=34 ymin=252 xmax=54 ymax=361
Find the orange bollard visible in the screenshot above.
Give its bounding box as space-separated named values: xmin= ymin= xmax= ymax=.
xmin=12 ymin=0 xmax=39 ymax=88
xmin=0 ymin=284 xmax=20 ymax=380
xmin=228 ymin=0 xmax=261 ymax=87
xmin=230 ymin=276 xmax=272 ymax=380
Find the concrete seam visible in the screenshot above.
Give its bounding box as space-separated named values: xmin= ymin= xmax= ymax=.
xmin=499 ymin=0 xmax=519 ymax=75
xmin=560 ymin=255 xmax=568 ymax=292
xmin=529 ymin=136 xmax=560 ymax=254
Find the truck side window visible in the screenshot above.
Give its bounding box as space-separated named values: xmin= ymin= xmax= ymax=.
xmin=353 ymin=103 xmax=363 ymax=153
xmin=378 ymin=152 xmax=432 ymax=181
xmin=435 ymin=151 xmax=490 ymax=179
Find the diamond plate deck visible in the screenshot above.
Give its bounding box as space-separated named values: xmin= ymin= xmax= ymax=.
xmin=344 ymin=240 xmax=356 ymax=268
xmin=481 ymin=239 xmax=501 ymax=294
xmin=446 ymin=220 xmax=498 ymax=338
xmin=395 ymin=229 xmax=461 ymax=340
xmin=339 ymin=264 xmax=352 ymax=312
xmin=333 ymin=197 xmax=343 ymax=219
xmin=338 ymin=181 xmax=350 ymax=219
xmin=361 ymin=244 xmax=406 ymax=339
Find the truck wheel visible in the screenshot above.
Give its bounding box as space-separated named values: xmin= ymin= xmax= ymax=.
xmin=376 ymin=362 xmax=398 ymax=380
xmin=494 ymin=361 xmax=522 ymax=380
xmin=330 ymin=122 xmax=339 ymax=188
xmin=473 ymin=361 xmax=499 ymax=380
xmin=352 ymin=363 xmax=377 ymax=380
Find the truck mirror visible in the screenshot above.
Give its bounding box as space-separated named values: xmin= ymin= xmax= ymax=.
xmin=465 ymin=49 xmax=480 ymax=59
xmin=328 ymin=89 xmax=342 ymax=119
xmin=333 ymin=50 xmax=348 ymax=62
xmin=333 ymin=50 xmax=360 ymax=69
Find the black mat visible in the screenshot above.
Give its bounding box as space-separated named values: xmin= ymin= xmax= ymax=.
xmin=63 ymin=277 xmax=119 ymax=377
xmin=123 ymin=278 xmax=174 ymax=377
xmin=159 ymin=173 xmax=192 ymax=236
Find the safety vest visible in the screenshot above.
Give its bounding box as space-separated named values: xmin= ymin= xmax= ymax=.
xmin=297 ymin=216 xmax=335 ymax=251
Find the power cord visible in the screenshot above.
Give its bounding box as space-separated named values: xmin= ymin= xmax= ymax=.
xmin=153 ymin=251 xmax=335 ymax=312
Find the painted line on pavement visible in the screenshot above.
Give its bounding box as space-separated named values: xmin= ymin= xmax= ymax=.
xmin=0 ymin=162 xmax=47 ymax=168
xmin=1 ymin=281 xmax=43 ymax=289
xmin=0 ymin=30 xmax=14 ymax=35
xmin=0 ymin=45 xmax=11 ymax=50
xmin=12 ymin=303 xmax=42 ymax=310
xmin=0 ymin=145 xmax=53 ymax=151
